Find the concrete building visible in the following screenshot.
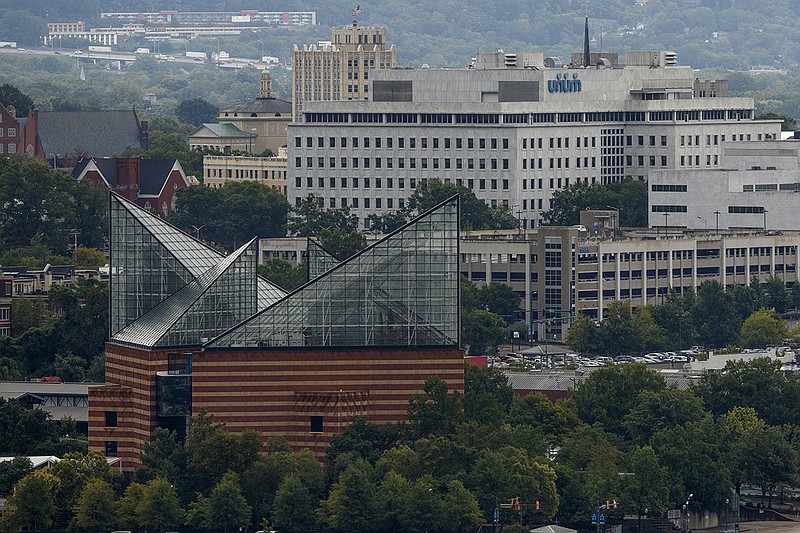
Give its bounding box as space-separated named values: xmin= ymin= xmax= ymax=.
xmin=89 ymin=194 xmax=462 ymax=470
xmin=217 ymin=71 xmax=292 ymax=155
xmin=202 ymin=151 xmax=287 ymax=193
xmin=460 ymin=225 xmax=799 ymax=339
xmin=291 ymin=23 xmax=397 ymax=119
xmin=648 ymin=140 xmax=800 ymax=231
xmin=261 ymin=221 xmax=799 ymax=341
xmin=100 ymin=11 xmax=317 ymax=26
xmin=188 ymin=123 xmax=257 ymax=153
xmin=287 ymin=49 xmax=779 ymax=229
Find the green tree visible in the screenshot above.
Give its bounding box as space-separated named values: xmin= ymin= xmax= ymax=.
xmin=509 ymin=393 xmax=582 ymax=446
xmin=620 ymin=446 xmax=671 ymax=521
xmin=623 ymin=387 xmax=706 ymax=445
xmin=462 ymin=363 xmax=513 ymax=426
xmin=461 ymin=308 xmax=506 ymax=355
xmin=573 ymin=364 xmax=665 ymax=437
xmin=272 ymin=475 xmax=317 ymax=532
xmin=0 ymin=398 xmax=57 ymax=455
xmin=10 ymin=297 xmax=53 ymax=336
xmin=76 ymin=478 xmax=116 ymax=531
xmin=257 ymin=258 xmax=308 ymax=291
xmin=543 ymin=178 xmax=647 ymax=227
xmin=0 ymin=456 xmax=32 ymax=494
xmin=739 ymin=309 xmax=788 ymax=348
xmin=755 ymin=113 xmax=797 ymax=131
xmin=408 ymin=376 xmax=463 ymax=438
xmin=440 ymin=479 xmax=484 ymax=533
xmin=0 ymin=83 xmax=33 ymax=116
xmin=764 ymin=276 xmax=790 ymax=313
xmin=650 ymin=415 xmax=731 ymax=510
xmin=204 ymin=471 xmax=251 ymax=533
xmin=46 ymin=451 xmax=113 ymax=512
xmin=565 ymin=312 xmax=597 ymax=355
xmin=478 ymin=282 xmax=521 ymax=324
xmin=116 ymin=482 xmax=145 ymax=530
xmin=694 ymin=359 xmax=800 ymax=427
xmin=176 ymin=97 xmax=219 ymax=126
xmin=286 ymin=194 xmax=365 ymax=259
xmin=5 ymin=472 xmax=55 ymax=532
xmin=407 ymin=178 xmax=517 ymax=230
xmin=692 ymin=280 xmax=741 ymax=348
xmin=138 ymin=477 xmax=185 ymax=533
xmin=318 ymin=459 xmax=380 ymax=533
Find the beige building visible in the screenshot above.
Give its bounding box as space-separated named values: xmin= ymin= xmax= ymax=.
xmin=291 ymin=23 xmax=397 ymax=119
xmin=218 ymin=71 xmax=292 ymax=155
xmin=259 ymin=222 xmax=799 ymax=341
xmin=203 ymin=150 xmax=287 ymax=193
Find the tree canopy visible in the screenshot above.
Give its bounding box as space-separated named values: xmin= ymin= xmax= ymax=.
xmin=543 ymin=178 xmax=647 ymax=227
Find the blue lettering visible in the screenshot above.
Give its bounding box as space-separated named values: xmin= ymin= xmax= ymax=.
xmin=548 ymin=75 xmax=582 ymax=94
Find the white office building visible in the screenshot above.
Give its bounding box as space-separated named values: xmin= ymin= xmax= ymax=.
xmin=648 ymin=140 xmax=800 ymax=231
xmin=287 ymin=50 xmax=780 ymax=229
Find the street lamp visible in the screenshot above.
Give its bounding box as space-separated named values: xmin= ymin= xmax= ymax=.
xmin=605 ymin=206 xmax=619 ymax=238
xmin=696 ymin=215 xmax=706 ymax=229
xmin=684 ymin=493 xmax=693 ymax=533
xmin=190 ymin=224 xmax=205 ymax=240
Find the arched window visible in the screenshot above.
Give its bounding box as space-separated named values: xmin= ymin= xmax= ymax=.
xmin=250 ymin=113 xmax=258 ymax=117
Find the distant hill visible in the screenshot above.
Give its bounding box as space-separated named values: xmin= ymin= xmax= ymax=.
xmin=70 ymin=0 xmax=800 ymax=70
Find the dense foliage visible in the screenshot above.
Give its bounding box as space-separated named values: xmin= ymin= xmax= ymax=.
xmin=566 ymin=278 xmax=800 ymax=355
xmin=543 ymin=178 xmax=647 ymax=227
xmin=3 ymin=359 xmax=798 ymax=531
xmin=171 ymin=181 xmax=290 ymax=251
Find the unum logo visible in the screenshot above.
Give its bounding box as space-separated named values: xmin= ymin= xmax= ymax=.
xmin=548 ymin=72 xmax=582 ymax=93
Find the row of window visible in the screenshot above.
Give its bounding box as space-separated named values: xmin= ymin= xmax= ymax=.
xmin=300 ymin=109 xmax=754 ymax=125
xmin=295 ymin=155 xmax=513 ymax=171
xmin=296 ymin=135 xmax=512 ymax=150
xmin=0 ymin=128 xmax=16 ymax=137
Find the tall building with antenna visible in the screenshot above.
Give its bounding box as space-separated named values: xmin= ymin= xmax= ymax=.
xmin=291 ymin=22 xmax=397 ymax=120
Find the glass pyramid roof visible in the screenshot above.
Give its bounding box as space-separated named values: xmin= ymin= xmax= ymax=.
xmin=306 ymin=238 xmax=340 ymax=280
xmin=113 ymin=240 xmax=259 ymax=348
xmin=109 ymin=193 xmax=285 ymax=343
xmin=207 ymin=197 xmax=460 ymax=349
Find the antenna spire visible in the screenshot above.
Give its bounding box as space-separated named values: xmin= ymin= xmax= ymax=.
xmin=584 ymin=16 xmax=590 ymax=68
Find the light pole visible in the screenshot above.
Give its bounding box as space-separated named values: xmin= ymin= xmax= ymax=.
xmin=190 ymin=224 xmax=205 ymax=240
xmin=713 ymin=210 xmax=721 ymax=232
xmin=69 ymin=229 xmax=81 ymax=251
xmin=696 ymin=215 xmax=706 ymax=229
xmin=606 ymin=206 xmax=619 ymax=238
xmin=684 ymin=493 xmax=693 ymax=533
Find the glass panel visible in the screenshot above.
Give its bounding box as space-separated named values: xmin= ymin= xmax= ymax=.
xmin=209 ymin=198 xmax=459 ymax=349
xmin=307 ymin=238 xmax=340 ymax=280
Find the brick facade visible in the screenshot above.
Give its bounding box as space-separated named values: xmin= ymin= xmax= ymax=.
xmin=89 ymin=343 xmax=464 ymax=469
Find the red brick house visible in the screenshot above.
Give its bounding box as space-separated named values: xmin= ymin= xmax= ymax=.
xmin=73 ymin=157 xmax=190 ymax=217
xmin=0 ymin=104 xmax=22 ymax=157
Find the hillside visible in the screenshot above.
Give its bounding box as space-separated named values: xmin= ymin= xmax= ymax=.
xmin=8 ymin=0 xmax=800 ymax=70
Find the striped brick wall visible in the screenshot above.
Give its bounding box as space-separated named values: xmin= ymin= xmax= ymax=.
xmin=89 ymin=343 xmax=464 ymax=469
xmin=88 ymin=344 xmax=171 ymax=470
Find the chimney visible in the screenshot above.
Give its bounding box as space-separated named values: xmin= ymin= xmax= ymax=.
xmin=584 ymin=17 xmax=590 ymax=68
xmin=115 ymin=158 xmax=140 ymax=201
xmin=140 ymin=120 xmax=149 ymax=150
